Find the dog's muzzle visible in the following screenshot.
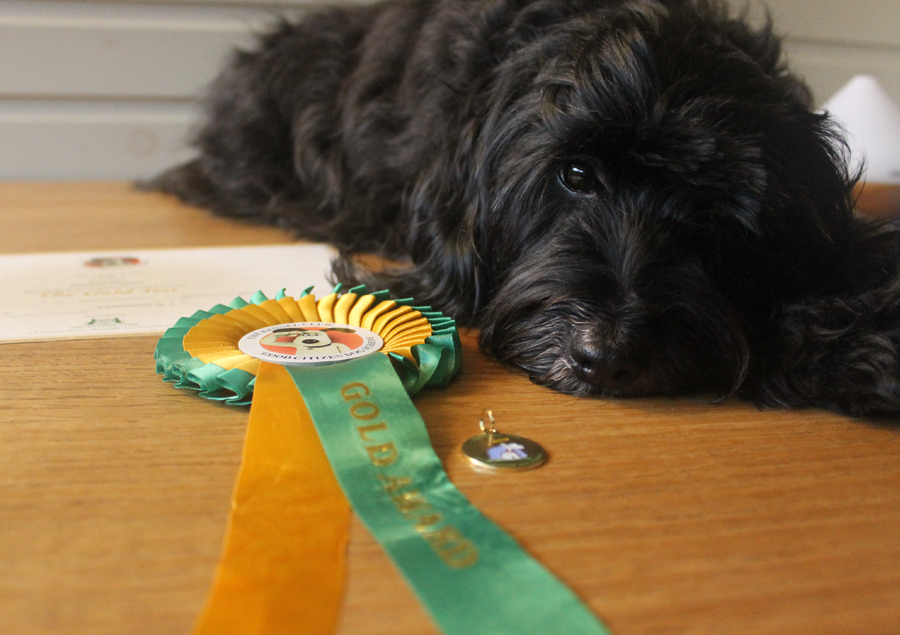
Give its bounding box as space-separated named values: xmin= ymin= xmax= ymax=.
xmin=566 ymin=318 xmax=654 ymax=394
xmin=570 ymin=338 xmax=643 ymax=392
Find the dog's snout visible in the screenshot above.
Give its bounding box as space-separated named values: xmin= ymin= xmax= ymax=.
xmin=570 ymin=339 xmax=642 ymax=392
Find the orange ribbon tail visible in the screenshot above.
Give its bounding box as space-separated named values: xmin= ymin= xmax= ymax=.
xmin=192 ymin=362 xmax=351 ymax=635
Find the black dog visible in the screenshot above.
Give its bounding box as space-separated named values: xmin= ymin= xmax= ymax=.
xmin=150 ymin=0 xmax=900 ymax=418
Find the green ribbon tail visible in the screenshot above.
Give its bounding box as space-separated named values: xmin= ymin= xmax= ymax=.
xmin=285 ymin=354 xmax=612 ymax=635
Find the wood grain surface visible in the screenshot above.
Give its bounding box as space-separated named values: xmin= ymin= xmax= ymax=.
xmin=1 ymin=182 xmax=899 ymax=635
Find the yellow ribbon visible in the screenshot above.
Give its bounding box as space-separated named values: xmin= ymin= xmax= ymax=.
xmin=192 ymin=361 xmax=350 ymax=635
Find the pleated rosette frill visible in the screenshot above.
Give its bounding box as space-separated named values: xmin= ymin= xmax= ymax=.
xmin=154 ymin=285 xmax=461 ymax=404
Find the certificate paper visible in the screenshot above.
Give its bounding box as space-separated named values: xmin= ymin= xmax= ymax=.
xmin=0 ymin=244 xmax=337 ymax=343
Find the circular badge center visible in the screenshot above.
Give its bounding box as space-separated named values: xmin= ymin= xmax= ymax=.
xmin=239 ymin=322 xmax=383 ymax=365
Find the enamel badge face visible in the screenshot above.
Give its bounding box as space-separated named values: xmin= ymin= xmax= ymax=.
xmin=462 ymin=410 xmax=546 ymax=472
xmin=238 ymin=322 xmax=383 ymax=365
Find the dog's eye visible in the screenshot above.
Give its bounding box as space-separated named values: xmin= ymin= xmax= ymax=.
xmin=559 ymin=163 xmax=600 ymax=194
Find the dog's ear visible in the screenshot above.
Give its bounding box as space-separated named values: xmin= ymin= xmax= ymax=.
xmin=695 ymin=11 xmax=860 ymax=276
xmin=749 ymin=268 xmax=900 ymax=418
xmin=370 ymin=121 xmax=489 ymax=323
xmin=143 ymin=15 xmax=361 ymax=233
xmin=709 ymin=2 xmax=858 ymax=241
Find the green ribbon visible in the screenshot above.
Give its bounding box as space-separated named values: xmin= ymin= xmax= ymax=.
xmin=286 ymin=353 xmax=612 ymax=635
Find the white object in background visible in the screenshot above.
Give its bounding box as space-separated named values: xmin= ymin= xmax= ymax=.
xmin=821 ymin=75 xmax=900 ymax=185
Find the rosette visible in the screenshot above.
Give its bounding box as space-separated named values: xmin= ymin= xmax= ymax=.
xmin=155 ymin=285 xmax=611 ymax=635
xmin=155 ymin=285 xmax=461 ymax=405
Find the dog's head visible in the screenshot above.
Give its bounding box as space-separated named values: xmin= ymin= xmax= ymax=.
xmin=406 ymin=0 xmax=859 ymax=399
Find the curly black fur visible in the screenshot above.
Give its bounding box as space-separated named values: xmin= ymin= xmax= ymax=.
xmin=148 ymin=0 xmax=900 ymax=418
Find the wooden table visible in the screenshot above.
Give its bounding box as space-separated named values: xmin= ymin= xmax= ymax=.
xmin=2 ymin=182 xmax=899 ymax=635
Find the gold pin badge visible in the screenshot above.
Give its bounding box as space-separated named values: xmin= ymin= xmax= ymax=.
xmin=462 ymin=410 xmax=546 ymax=472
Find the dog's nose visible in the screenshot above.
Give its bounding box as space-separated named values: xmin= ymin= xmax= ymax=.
xmin=570 ymin=341 xmax=641 ymax=392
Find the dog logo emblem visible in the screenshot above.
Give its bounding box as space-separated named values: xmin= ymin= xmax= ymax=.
xmin=239 ymin=322 xmax=383 ymax=365
xmin=486 ymin=442 xmax=529 ymax=461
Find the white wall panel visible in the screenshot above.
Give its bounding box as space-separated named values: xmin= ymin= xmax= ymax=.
xmin=730 ymin=0 xmax=900 ymax=104
xmin=760 ymin=0 xmax=900 ymax=49
xmin=0 ymin=100 xmax=197 ymax=179
xmin=0 ymin=1 xmax=290 ymax=180
xmin=784 ymin=41 xmax=900 ymax=109
xmin=1 ymin=0 xmax=900 ymax=180
xmin=0 ymin=1 xmax=279 ymax=99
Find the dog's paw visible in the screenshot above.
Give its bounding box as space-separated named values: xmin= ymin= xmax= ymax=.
xmin=755 ymin=284 xmax=900 ymax=418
